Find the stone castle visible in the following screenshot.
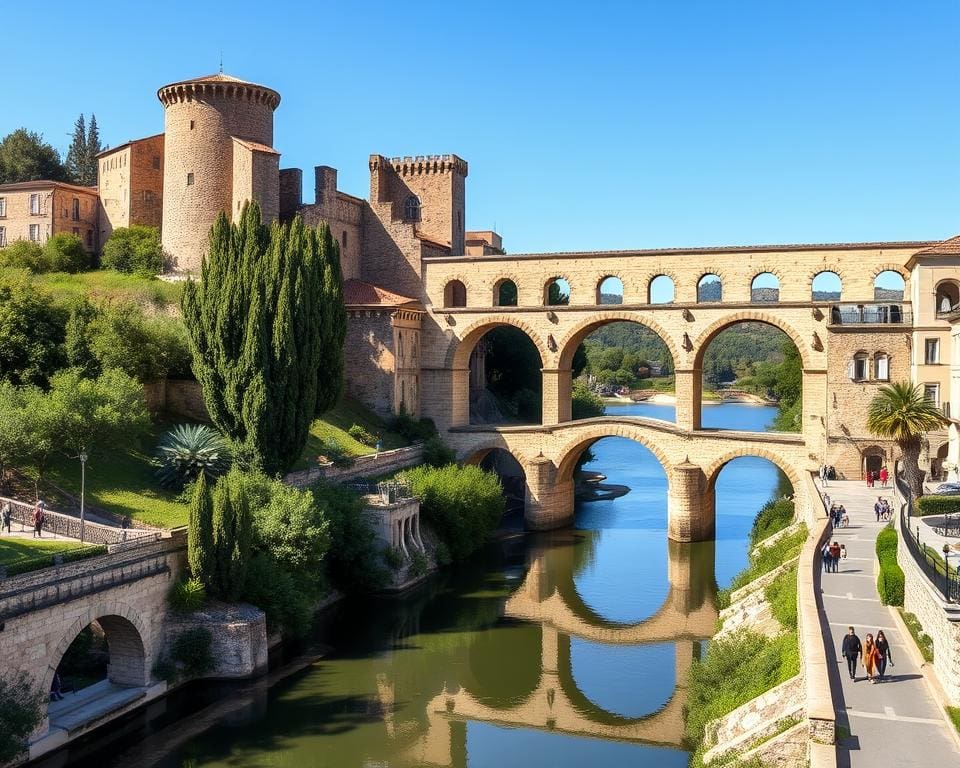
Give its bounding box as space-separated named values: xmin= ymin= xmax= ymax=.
xmin=4 ymin=69 xmax=960 ymax=519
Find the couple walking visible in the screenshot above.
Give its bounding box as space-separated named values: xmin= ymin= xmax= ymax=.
xmin=841 ymin=626 xmax=894 ymax=683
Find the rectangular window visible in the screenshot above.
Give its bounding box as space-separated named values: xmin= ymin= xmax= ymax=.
xmin=0 ymin=226 xmax=5 ymax=246
xmin=0 ymin=197 xmax=5 ymax=217
xmin=152 ymin=155 xmax=161 ymax=170
xmin=924 ymin=384 xmax=940 ymax=407
xmin=190 ymin=120 xmax=195 ymax=130
xmin=925 ymin=338 xmax=940 ymax=364
xmin=72 ymin=197 xmax=80 ymax=221
xmin=875 ymin=355 xmax=889 ymax=381
xmin=29 ymin=193 xmax=40 ymax=215
xmin=86 ymin=229 xmax=93 ymax=248
xmin=849 ymin=357 xmax=868 ymax=382
xmin=187 ymin=173 xmax=195 ymax=186
xmin=28 ymin=223 xmax=40 ymax=241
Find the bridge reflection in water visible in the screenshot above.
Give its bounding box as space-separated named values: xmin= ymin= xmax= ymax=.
xmin=405 ymin=532 xmax=718 ymax=767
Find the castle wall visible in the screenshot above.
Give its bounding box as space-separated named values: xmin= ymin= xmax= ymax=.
xmin=296 ymin=167 xmax=363 ymax=280
xmin=128 ymin=135 xmax=164 ymax=231
xmin=344 ymin=309 xmax=397 ymax=419
xmin=98 ymin=145 xmax=132 ymax=239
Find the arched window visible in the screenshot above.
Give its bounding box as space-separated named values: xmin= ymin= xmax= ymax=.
xmin=751 ymin=272 xmax=780 ymax=303
xmin=697 ymin=274 xmax=722 ymax=302
xmin=544 ymin=277 xmax=570 ymax=306
xmin=341 ymin=230 xmax=348 ymax=250
xmin=495 ymin=279 xmax=518 ymax=306
xmin=443 ymin=279 xmax=466 ymax=308
xmin=874 ymin=270 xmax=905 ymax=301
xmin=597 ymin=276 xmax=623 ymax=305
xmin=648 ymin=275 xmax=674 ymax=304
xmin=812 ymin=271 xmax=842 ymax=302
xmin=403 ymin=195 xmax=421 ymax=222
xmin=874 ymin=352 xmax=890 ymax=382
xmin=848 ymin=351 xmax=869 ymax=382
xmin=936 ymin=281 xmax=960 ymax=314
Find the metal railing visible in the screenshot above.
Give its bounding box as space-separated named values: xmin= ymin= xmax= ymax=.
xmin=829 ymin=304 xmax=911 ymax=325
xmin=348 ymin=481 xmax=414 ymax=505
xmin=896 ymin=472 xmax=960 ymax=603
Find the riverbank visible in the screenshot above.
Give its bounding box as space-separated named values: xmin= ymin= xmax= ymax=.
xmin=602 ymin=392 xmax=773 ymax=406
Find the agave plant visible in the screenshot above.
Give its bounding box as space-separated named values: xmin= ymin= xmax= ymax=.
xmin=155 ymin=424 xmax=231 ymax=489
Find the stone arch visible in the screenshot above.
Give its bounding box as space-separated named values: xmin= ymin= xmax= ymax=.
xmin=646 ymin=272 xmax=678 ymax=304
xmin=750 ymin=269 xmax=782 ymax=302
xmin=935 ymin=279 xmax=960 ymax=313
xmin=543 ymin=275 xmax=573 ymax=306
xmin=704 ymin=447 xmax=802 ymax=495
xmin=449 ymin=315 xmax=551 ymax=370
xmin=870 ymin=264 xmax=909 ymax=282
xmin=692 ymin=311 xmax=812 ymax=370
xmin=810 ymin=270 xmax=844 ymax=301
xmin=555 ymin=422 xmax=673 ymax=482
xmin=462 ymin=442 xmax=532 ymax=469
xmin=43 ymin=602 xmax=150 ymax=697
xmin=493 ymin=276 xmax=520 ymax=307
xmin=556 ymin=312 xmax=681 ymax=371
xmin=596 ymin=274 xmax=625 ymax=305
xmin=696 ymin=272 xmax=724 ymax=302
xmin=443 ymin=278 xmax=468 ymax=308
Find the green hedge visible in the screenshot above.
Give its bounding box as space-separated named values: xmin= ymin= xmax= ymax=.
xmin=749 ymin=497 xmax=795 ymax=547
xmin=764 ymin=563 xmax=799 ymax=631
xmin=876 ymin=525 xmax=904 ymax=606
xmin=3 ymin=545 xmax=107 ymax=577
xmin=915 ymin=495 xmax=960 ymax=517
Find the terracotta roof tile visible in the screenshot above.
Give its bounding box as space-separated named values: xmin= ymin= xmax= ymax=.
xmin=232 ymin=137 xmax=280 ymax=155
xmin=915 ymin=235 xmax=960 ymax=256
xmin=0 ymin=179 xmax=97 ymax=195
xmin=343 ymin=278 xmax=420 ymax=308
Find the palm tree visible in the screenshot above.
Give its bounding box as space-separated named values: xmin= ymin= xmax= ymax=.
xmin=867 ymin=382 xmax=947 ymax=497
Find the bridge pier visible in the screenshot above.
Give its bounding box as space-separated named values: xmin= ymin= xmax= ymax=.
xmin=667 ymin=460 xmax=715 ymax=542
xmin=674 ymin=369 xmax=702 ymax=431
xmin=524 ymin=456 xmax=575 ymax=530
xmin=541 ymin=368 xmax=572 ymax=425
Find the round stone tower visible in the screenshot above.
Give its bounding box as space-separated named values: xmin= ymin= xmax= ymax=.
xmin=157 ymin=72 xmax=281 ymax=272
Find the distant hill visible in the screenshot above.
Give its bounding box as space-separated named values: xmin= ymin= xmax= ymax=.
xmin=875 ymin=288 xmax=904 ymax=301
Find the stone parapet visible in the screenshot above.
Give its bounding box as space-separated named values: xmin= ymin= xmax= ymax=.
xmin=0 ymin=496 xmax=156 ymax=546
xmin=165 ymin=602 xmax=268 ymax=679
xmin=284 ymin=444 xmax=425 ymax=488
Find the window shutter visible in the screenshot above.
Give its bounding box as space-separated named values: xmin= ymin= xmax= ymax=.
xmin=877 ymin=356 xmax=888 ymax=381
xmin=847 ymin=360 xmax=855 ymax=380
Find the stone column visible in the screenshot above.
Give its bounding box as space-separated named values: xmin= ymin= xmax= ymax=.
xmin=802 ymin=367 xmax=828 ymax=460
xmin=450 ymin=367 xmax=470 ymax=426
xmin=525 ymin=456 xmax=574 ymax=530
xmin=667 ymin=460 xmax=714 ymax=542
xmin=674 ymin=369 xmax=702 ymax=431
xmin=541 ymin=368 xmax=573 ymax=425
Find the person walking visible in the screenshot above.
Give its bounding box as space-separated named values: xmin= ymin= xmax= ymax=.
xmin=863 ymin=633 xmax=882 ymax=683
xmin=841 ymin=626 xmax=863 ymax=680
xmin=829 ymin=541 xmax=842 ymax=573
xmin=821 ymin=464 xmax=830 ymax=487
xmin=875 ymin=630 xmax=894 ymax=682
xmin=1 ymin=500 xmax=11 ymax=534
xmin=822 ymin=542 xmax=833 ymax=573
xmin=880 ymin=466 xmax=889 ymax=488
xmin=32 ymin=501 xmax=45 ymax=538
xmin=875 ymin=497 xmax=883 ymax=522
xmin=866 ymin=470 xmax=874 ymax=488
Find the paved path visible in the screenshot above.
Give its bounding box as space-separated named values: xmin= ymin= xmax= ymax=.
xmin=816 ymin=480 xmax=960 ymax=766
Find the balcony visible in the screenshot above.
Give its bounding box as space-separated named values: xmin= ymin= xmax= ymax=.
xmin=829 ymin=303 xmax=911 ymax=326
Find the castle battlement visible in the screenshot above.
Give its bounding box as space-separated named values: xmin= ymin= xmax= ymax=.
xmin=157 ymin=73 xmax=281 ymax=110
xmin=369 ymin=154 xmax=468 ymax=177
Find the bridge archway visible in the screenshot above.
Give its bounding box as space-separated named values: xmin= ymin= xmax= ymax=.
xmin=465 ymin=445 xmax=528 ymax=518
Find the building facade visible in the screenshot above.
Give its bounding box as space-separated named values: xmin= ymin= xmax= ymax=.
xmin=97 ymin=134 xmax=164 ymax=244
xmin=0 ymin=180 xmax=99 ymax=252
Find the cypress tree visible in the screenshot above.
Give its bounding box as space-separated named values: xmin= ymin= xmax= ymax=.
xmin=187 ymin=470 xmax=215 ymax=584
xmin=65 ymin=115 xmax=86 ymax=184
xmin=182 ymin=201 xmax=341 ymax=475
xmin=225 ymin=472 xmax=253 ymax=601
xmin=210 ymin=472 xmax=235 ymax=599
xmin=85 ymin=115 xmax=102 ymax=184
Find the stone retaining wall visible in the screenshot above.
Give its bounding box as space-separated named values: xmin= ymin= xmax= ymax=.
xmin=284 ymin=444 xmax=424 ymax=487
xmin=164 ymin=603 xmax=269 ymax=679
xmin=0 ymin=496 xmax=154 ymax=545
xmin=143 ymin=378 xmax=210 ymax=422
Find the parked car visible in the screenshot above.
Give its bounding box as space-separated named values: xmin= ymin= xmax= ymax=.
xmin=933 ymin=483 xmax=960 ymax=496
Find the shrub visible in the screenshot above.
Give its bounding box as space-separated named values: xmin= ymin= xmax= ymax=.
xmin=392 ymin=410 xmax=437 ymax=441
xmin=151 ymin=656 xmax=178 ymax=684
xmin=100 ymin=225 xmax=165 ymax=275
xmin=571 ymin=380 xmax=605 ymax=419
xmin=727 ymin=524 xmax=807 ymax=592
xmin=0 ymin=269 xmax=67 ymax=386
xmin=384 ymin=545 xmax=404 ymax=571
xmin=423 ymin=436 xmax=456 ymax=467
xmin=42 ymin=233 xmax=91 ymax=273
xmin=4 ymin=545 xmax=106 ymax=576
xmin=347 ymin=423 xmax=376 ymax=446
xmin=435 ymin=541 xmax=451 ymax=565
xmin=876 ymin=525 xmax=904 ymax=606
xmin=764 ymin=564 xmax=799 ymax=631
xmin=312 ymin=481 xmax=387 ymax=594
xmin=749 ymin=497 xmax=795 ymax=547
xmin=401 ymin=464 xmax=504 ymax=560
xmin=170 ymin=627 xmax=214 ymax=678
xmin=900 ymin=609 xmax=934 ymax=662
xmin=155 ymin=423 xmax=231 ymax=489
xmin=0 ymin=672 xmax=45 ymax=763
xmin=916 ymin=495 xmax=960 ymax=518
xmin=0 ymin=240 xmax=48 ymax=272
xmin=685 ymin=629 xmax=799 ymax=752
xmin=410 ymin=551 xmax=429 ymax=578
xmin=168 ymin=577 xmax=206 ymax=613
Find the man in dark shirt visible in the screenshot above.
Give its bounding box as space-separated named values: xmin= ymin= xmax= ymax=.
xmin=841 ymin=626 xmax=862 ymax=681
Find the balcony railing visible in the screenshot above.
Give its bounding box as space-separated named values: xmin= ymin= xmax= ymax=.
xmin=829 ymin=303 xmax=911 ymax=325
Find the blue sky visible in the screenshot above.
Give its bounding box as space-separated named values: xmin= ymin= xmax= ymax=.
xmin=2 ymin=1 xmax=958 ymax=252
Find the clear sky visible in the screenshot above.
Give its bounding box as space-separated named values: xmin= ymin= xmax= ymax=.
xmin=2 ymin=1 xmax=958 ymax=253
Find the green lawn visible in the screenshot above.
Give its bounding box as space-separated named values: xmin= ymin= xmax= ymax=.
xmin=27 ymin=268 xmax=183 ymax=311
xmin=26 ymin=425 xmax=189 ymax=529
xmin=0 ymin=537 xmax=89 ymax=567
xmin=297 ymin=398 xmax=411 ymax=469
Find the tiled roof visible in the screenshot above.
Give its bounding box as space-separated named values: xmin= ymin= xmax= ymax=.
xmin=180 ymin=72 xmax=257 ymax=85
xmin=915 ymin=235 xmax=960 ymax=256
xmin=232 ymin=137 xmax=280 ymax=155
xmin=415 ymin=230 xmax=450 ymax=250
xmin=343 ymin=278 xmax=420 ymax=308
xmin=96 ymin=133 xmax=164 ymax=158
xmin=0 ymin=179 xmax=97 ymax=194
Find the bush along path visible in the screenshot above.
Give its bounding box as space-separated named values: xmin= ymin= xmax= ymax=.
xmin=816 ymin=479 xmax=960 ymax=765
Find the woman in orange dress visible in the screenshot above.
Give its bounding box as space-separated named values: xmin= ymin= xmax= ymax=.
xmin=863 ymin=633 xmax=882 ymax=683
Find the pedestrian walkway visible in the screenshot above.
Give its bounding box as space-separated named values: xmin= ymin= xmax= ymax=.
xmin=816 ymin=479 xmax=960 ymax=766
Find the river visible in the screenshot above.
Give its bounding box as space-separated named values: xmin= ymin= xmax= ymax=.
xmin=48 ymin=403 xmax=785 ymax=768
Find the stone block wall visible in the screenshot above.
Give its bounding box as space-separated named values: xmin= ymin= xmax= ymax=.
xmin=164 ymin=603 xmax=268 ymax=679
xmin=143 ymin=379 xmax=210 ymax=422
xmin=284 ymin=444 xmax=425 ymax=488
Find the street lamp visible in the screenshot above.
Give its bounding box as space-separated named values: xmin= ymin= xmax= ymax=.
xmin=79 ymin=451 xmax=88 ymax=543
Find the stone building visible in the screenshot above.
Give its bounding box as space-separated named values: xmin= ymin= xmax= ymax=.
xmin=0 ymin=179 xmax=98 ymax=252
xmin=97 ymin=134 xmax=164 ymax=243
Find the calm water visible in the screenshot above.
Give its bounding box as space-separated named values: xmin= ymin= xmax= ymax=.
xmin=52 ymin=404 xmax=784 ymax=768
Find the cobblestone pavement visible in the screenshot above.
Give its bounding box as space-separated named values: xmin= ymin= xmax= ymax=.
xmin=816 ymin=480 xmax=960 ymax=766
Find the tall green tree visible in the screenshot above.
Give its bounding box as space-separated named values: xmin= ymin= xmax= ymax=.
xmin=0 ymin=271 xmax=66 ymax=386
xmin=0 ymin=128 xmax=68 ymax=183
xmin=86 ymin=115 xmax=102 ymax=179
xmin=65 ymin=114 xmax=102 ymax=186
xmin=188 ymin=470 xmax=215 ymax=583
xmin=867 ymin=382 xmax=947 ymax=497
xmin=182 ymin=202 xmax=344 ymax=474
xmin=210 ymin=468 xmax=253 ymax=600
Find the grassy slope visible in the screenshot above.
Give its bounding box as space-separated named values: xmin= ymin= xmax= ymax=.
xmin=0 ymin=537 xmax=88 ymax=567
xmin=29 ymin=269 xmax=182 ymax=310
xmin=297 ymin=398 xmax=411 ymax=469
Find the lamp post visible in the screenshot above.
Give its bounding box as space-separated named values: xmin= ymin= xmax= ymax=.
xmin=79 ymin=451 xmax=88 ymax=543
xmin=943 ymin=543 xmax=951 ymax=602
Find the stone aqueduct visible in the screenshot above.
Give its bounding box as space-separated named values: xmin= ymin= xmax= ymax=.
xmin=412 ymin=241 xmax=922 ymax=538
